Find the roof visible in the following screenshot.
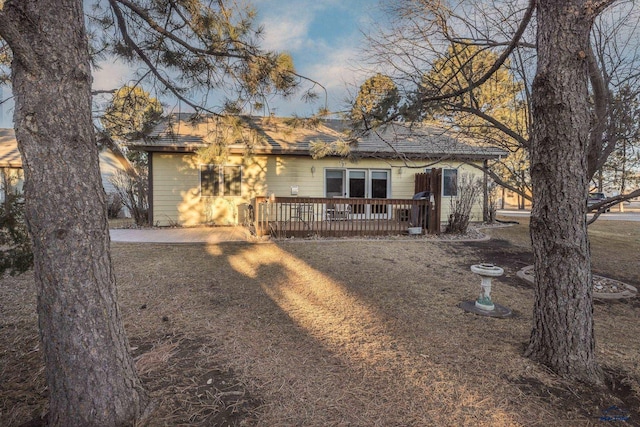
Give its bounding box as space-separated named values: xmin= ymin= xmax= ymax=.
xmin=130 ymin=114 xmax=507 ymax=160
xmin=0 ymin=128 xmax=22 ymax=168
xmin=0 ymin=129 xmax=130 ymax=181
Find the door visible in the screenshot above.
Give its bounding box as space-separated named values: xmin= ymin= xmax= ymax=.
xmin=325 ymin=170 xmax=345 ymax=198
xmin=325 ymin=169 xmax=391 ymax=219
xmin=370 ymin=170 xmax=390 ymax=219
xmin=347 ymin=170 xmax=366 ymax=217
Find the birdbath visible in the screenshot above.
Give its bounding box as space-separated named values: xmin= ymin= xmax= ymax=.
xmin=470 ymin=263 xmax=504 ymax=311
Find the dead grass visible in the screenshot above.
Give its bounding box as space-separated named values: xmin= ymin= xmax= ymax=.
xmin=1 ymin=220 xmax=639 ymax=426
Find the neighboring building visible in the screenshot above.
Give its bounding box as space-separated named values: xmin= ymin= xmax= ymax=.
xmin=500 ymin=187 xmax=533 ymax=210
xmin=0 ymin=129 xmax=24 ymax=202
xmin=129 ymin=115 xmax=506 ymax=227
xmin=0 ymin=128 xmax=130 ymax=207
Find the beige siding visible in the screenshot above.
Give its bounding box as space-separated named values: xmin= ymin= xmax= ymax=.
xmin=152 ymin=153 xmax=488 ymax=227
xmin=264 ymin=157 xmax=487 ymax=224
xmin=99 ymin=150 xmax=128 ymax=195
xmin=264 ymin=156 xmax=325 ymax=197
xmin=151 ymin=153 xmax=268 ymax=226
xmin=434 ymin=162 xmax=486 ymax=223
xmin=0 ymin=167 xmax=24 ymax=202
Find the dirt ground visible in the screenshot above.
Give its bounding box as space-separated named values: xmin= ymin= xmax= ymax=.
xmin=1 ymin=219 xmax=639 ymax=426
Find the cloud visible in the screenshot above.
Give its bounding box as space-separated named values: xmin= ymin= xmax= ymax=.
xmin=260 ymin=12 xmax=312 ymax=52
xmin=256 ymin=0 xmax=350 ymax=52
xmin=305 ymin=46 xmax=368 ymax=112
xmin=91 ymin=59 xmax=134 ymax=91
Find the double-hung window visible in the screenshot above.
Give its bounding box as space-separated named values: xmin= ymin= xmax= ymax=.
xmin=442 ymin=169 xmax=458 ymax=197
xmin=200 ymin=165 xmax=242 ymax=197
xmin=424 ymin=167 xmax=458 ymax=197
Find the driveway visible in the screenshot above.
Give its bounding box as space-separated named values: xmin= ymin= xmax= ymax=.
xmin=110 ymin=226 xmax=252 ymax=243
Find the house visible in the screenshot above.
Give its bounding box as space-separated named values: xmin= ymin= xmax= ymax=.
xmin=0 ymin=128 xmax=130 ymax=207
xmin=0 ymin=129 xmax=24 ymax=201
xmin=129 ymin=115 xmax=506 ymax=228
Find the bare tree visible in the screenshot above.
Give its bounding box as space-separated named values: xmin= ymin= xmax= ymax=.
xmin=359 ymin=0 xmax=639 ymax=382
xmin=445 ymin=173 xmax=482 ymax=233
xmin=361 ymin=0 xmax=640 ymax=211
xmin=0 ymin=0 xmax=303 ymax=425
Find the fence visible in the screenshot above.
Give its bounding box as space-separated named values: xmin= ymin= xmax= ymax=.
xmin=415 ymin=169 xmax=442 ymax=228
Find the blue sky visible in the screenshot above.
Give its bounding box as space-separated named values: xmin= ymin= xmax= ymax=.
xmin=0 ymin=1 xmax=378 ymax=127
xmin=254 ymin=0 xmax=379 ymax=116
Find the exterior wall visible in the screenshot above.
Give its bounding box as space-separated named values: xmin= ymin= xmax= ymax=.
xmin=99 ymin=149 xmax=127 ymax=195
xmin=151 ymin=152 xmax=268 ymax=226
xmin=0 ymin=167 xmax=24 ymax=202
xmin=431 ymin=162 xmax=487 ymax=223
xmin=264 ymin=156 xmax=415 ymax=198
xmin=0 ymin=150 xmax=124 ymax=203
xmin=151 ymin=153 xmax=488 ymax=226
xmin=260 ymin=156 xmax=487 ymax=224
xmin=500 ymin=187 xmax=533 ymax=210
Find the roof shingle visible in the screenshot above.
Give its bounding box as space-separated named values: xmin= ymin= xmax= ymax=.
xmin=132 ymin=115 xmax=507 ymax=160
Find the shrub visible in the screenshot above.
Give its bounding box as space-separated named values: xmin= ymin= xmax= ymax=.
xmin=446 ymin=173 xmax=482 ymax=234
xmin=0 ymin=171 xmax=32 ymax=275
xmin=106 ymin=192 xmax=123 ymax=219
xmin=109 ymin=168 xmax=149 ymax=226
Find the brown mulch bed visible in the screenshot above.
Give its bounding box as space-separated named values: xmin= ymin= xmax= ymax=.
xmin=1 ymin=220 xmax=639 ymax=426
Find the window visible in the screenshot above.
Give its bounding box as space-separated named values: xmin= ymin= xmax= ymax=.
xmin=371 ymin=171 xmax=389 ymax=214
xmin=200 ymin=165 xmax=242 ymax=197
xmin=325 ymin=170 xmax=345 ymax=198
xmin=371 ymin=171 xmax=388 ymax=199
xmin=443 ymin=169 xmax=458 ymax=197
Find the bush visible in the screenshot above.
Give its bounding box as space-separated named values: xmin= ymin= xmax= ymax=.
xmin=486 ymin=181 xmax=499 ymax=224
xmin=109 ymin=168 xmax=149 ymax=226
xmin=445 ymin=174 xmax=482 ymax=234
xmin=106 ymin=192 xmax=123 ymax=219
xmin=0 ymin=191 xmax=32 ymax=275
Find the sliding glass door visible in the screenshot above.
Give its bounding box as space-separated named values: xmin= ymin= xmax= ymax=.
xmin=348 ymin=170 xmax=366 ymax=216
xmin=324 ymin=169 xmax=390 ymax=219
xmin=370 ymin=170 xmax=389 ymax=217
xmin=326 ymin=170 xmax=345 ymax=198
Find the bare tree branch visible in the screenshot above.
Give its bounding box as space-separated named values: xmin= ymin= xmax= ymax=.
xmin=587 ymin=187 xmax=640 ymax=224
xmin=420 ymin=0 xmax=536 ymax=104
xmin=450 ymin=103 xmax=530 ymax=148
xmin=465 ymin=160 xmax=532 ymax=201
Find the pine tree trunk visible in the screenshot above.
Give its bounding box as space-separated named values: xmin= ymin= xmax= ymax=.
xmin=4 ymin=0 xmax=148 ymax=424
xmin=526 ymin=0 xmax=602 ymax=383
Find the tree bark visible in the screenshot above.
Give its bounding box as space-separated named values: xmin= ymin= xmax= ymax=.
xmin=1 ymin=1 xmax=148 ymax=424
xmin=526 ymin=0 xmax=602 ymax=383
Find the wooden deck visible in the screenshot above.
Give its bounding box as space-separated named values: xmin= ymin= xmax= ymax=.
xmin=252 ymin=196 xmax=440 ymax=238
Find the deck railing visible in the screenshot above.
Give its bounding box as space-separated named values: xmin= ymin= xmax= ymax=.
xmin=252 ymin=196 xmax=438 ymax=238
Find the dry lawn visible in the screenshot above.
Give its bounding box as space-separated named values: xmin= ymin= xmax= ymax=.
xmin=1 ymin=218 xmax=639 ymax=426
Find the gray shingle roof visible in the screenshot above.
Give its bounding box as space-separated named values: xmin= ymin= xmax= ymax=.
xmin=132 ymin=115 xmax=507 ymax=160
